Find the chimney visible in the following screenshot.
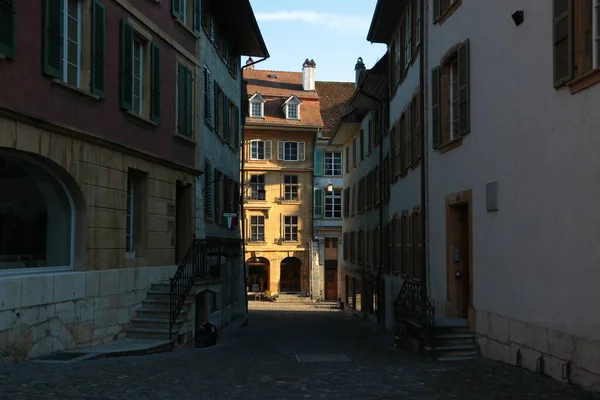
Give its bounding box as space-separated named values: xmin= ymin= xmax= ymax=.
xmin=302 ymin=59 xmax=316 ymax=91
xmin=246 ymin=57 xmax=255 ymax=70
xmin=354 ymin=57 xmax=366 ymax=88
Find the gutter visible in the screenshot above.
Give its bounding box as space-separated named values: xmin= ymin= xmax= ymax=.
xmin=240 ymin=56 xmax=268 ymax=317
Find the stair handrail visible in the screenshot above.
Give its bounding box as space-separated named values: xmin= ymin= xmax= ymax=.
xmin=169 ymin=237 xmax=206 ymax=340
xmin=394 ymin=280 xmax=436 ymax=350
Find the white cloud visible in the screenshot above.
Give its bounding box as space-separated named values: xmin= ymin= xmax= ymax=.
xmin=255 ymin=10 xmax=370 ymax=32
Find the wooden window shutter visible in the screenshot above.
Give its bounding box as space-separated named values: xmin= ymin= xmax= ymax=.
xmin=277 ymin=141 xmax=284 ymax=160
xmin=313 ymin=188 xmax=323 ymax=219
xmin=90 ymin=0 xmax=106 ymax=98
xmin=204 ymin=158 xmax=212 ymax=219
xmin=553 ymin=0 xmax=573 ymax=87
xmin=177 ymin=64 xmax=186 ymax=136
xmin=234 ymin=105 xmax=240 ymax=149
xmin=0 ymin=0 xmax=16 ymax=59
xmin=150 ymin=42 xmax=161 ymax=123
xmin=193 ymin=0 xmax=201 ymax=35
xmin=214 ymin=169 xmax=221 ymax=223
xmin=185 ymin=67 xmax=193 ymax=137
xmin=404 ymin=107 xmax=412 ymax=171
xmin=119 ymin=19 xmax=134 ymax=111
xmin=431 ymin=66 xmax=441 ymax=148
xmin=414 ymin=91 xmax=421 ymax=161
xmin=265 ymin=140 xmax=272 ymax=159
xmin=223 ymin=94 xmax=229 ymax=142
xmin=314 ymin=148 xmax=324 ymax=176
xmin=203 ymin=67 xmax=212 ymax=122
xmin=171 ymin=0 xmax=181 ymax=20
xmin=433 ymin=0 xmax=440 ymax=22
xmin=214 ymin=82 xmax=220 ymax=133
xmin=298 ymin=142 xmax=306 ymax=161
xmin=42 ymin=0 xmax=62 ymax=78
xmin=458 ymin=39 xmax=470 ymax=135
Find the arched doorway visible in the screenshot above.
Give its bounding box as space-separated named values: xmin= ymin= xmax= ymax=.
xmin=246 ymin=256 xmax=269 ymax=292
xmin=280 ymin=257 xmax=301 ymax=293
xmin=0 ymin=149 xmax=84 ymax=270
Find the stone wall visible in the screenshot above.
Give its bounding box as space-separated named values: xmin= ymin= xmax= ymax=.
xmin=476 ymin=309 xmax=600 ymax=391
xmin=0 ymin=265 xmax=176 ymax=362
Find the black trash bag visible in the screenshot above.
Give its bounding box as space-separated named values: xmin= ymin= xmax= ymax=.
xmin=195 ymin=321 xmax=218 ymax=348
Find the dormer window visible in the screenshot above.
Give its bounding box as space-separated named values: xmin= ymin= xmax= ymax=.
xmin=249 ymin=92 xmax=265 ymax=118
xmin=283 ymin=95 xmax=302 ymax=120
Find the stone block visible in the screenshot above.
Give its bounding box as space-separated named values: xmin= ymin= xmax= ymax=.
xmin=94 ymin=296 xmax=110 ymax=311
xmin=21 ymin=275 xmax=54 ymax=308
xmin=105 ymin=324 xmax=120 ymax=339
xmin=508 ymin=319 xmax=527 ymax=345
xmin=0 ymin=310 xmax=16 ymax=331
xmin=488 ymin=313 xmax=509 ymax=343
xmin=75 ymin=299 xmax=94 ymax=322
xmin=571 ymin=365 xmax=600 ymax=392
xmin=89 ymin=249 xmax=124 ymax=270
xmin=55 ymin=302 xmax=75 ymax=324
xmin=117 ymin=308 xmax=130 ymax=325
xmin=15 ymin=122 xmax=42 ymax=154
xmin=0 ymin=277 xmax=22 ymax=311
xmin=67 ymin=322 xmax=93 ymax=344
xmin=32 ymin=322 xmax=49 ymax=342
xmin=133 ymin=267 xmax=149 ymax=290
xmin=85 ymin=271 xmax=100 ymax=298
xmin=95 ymin=308 xmax=117 ymax=328
xmin=526 ymin=323 xmax=549 ymax=353
xmin=38 ymin=304 xmax=56 ymax=323
xmin=0 ymin=118 xmax=17 ymax=147
xmin=53 ymin=272 xmax=85 ymax=303
xmin=100 ymin=270 xmax=120 ymax=296
xmin=48 ymin=318 xmax=64 ymax=337
xmin=547 ymin=328 xmax=574 ymax=361
xmin=544 ymin=354 xmax=568 ymax=382
xmin=120 ymin=292 xmax=136 ymax=308
xmin=520 ymin=347 xmax=541 ymax=373
xmin=93 ymin=327 xmax=107 ymax=340
xmin=58 ymin=325 xmax=76 ymax=349
xmin=574 ymin=336 xmax=600 ymax=376
xmin=119 ymin=268 xmax=135 ymax=293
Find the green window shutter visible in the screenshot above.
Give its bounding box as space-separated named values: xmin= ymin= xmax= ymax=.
xmin=223 ymin=94 xmax=229 ymax=143
xmin=458 ymin=39 xmax=470 ymax=135
xmin=150 ymin=42 xmax=161 ymax=123
xmin=553 ymin=0 xmax=573 ymax=87
xmin=314 ymin=149 xmax=324 ymax=176
xmin=214 ymin=81 xmax=220 ymax=132
xmin=119 ymin=19 xmax=133 ymax=110
xmin=313 ymin=188 xmax=323 ymax=219
xmin=171 ymin=0 xmax=180 ymax=20
xmin=177 ymin=63 xmax=186 ymax=136
xmin=90 ymin=0 xmax=106 ymax=98
xmin=431 ymin=66 xmax=441 ymax=148
xmin=193 ymin=0 xmax=201 ymax=35
xmin=234 ymin=105 xmax=240 ymax=149
xmin=0 ymin=0 xmax=16 ymax=59
xmin=42 ymin=0 xmax=62 ymax=78
xmin=185 ymin=66 xmax=193 ymax=137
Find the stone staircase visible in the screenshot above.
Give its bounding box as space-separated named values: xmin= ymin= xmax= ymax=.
xmin=275 ymin=293 xmax=312 ymax=304
xmin=127 ymin=282 xmax=193 ymax=343
xmin=424 ymin=324 xmax=480 ymax=361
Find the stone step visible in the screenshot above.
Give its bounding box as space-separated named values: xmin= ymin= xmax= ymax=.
xmin=146 ymin=290 xmax=195 ymax=302
xmin=127 ymin=328 xmax=172 ymax=341
xmin=136 ymin=307 xmax=188 ymax=320
xmin=142 ymin=299 xmax=192 ymax=309
xmin=431 ymin=333 xmax=477 ymax=347
xmin=130 ymin=317 xmax=183 ymax=330
xmin=425 ymin=343 xmax=480 ymax=360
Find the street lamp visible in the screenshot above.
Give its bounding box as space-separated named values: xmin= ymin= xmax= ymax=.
xmin=326 ymin=181 xmax=334 ymax=192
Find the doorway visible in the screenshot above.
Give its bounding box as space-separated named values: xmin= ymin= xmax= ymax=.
xmin=280 ymin=257 xmax=301 ymax=292
xmin=175 ymin=181 xmax=192 ymax=263
xmin=445 ymin=190 xmax=473 ymax=328
xmin=324 ymin=260 xmax=338 ymax=300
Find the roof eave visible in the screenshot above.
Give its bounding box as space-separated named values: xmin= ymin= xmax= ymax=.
xmin=216 ymin=0 xmax=269 ymax=58
xmin=366 ymin=0 xmax=409 ymax=44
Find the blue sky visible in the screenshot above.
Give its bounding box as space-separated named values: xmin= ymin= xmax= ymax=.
xmin=248 ymin=0 xmax=387 ymax=82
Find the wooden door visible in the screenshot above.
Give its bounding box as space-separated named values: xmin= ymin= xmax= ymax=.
xmin=280 ymin=264 xmax=301 ymax=292
xmin=325 ymin=269 xmax=338 ymax=300
xmin=458 ymin=205 xmax=470 ymax=319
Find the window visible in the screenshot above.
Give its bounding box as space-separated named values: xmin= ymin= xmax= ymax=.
xmin=432 ymin=40 xmax=470 ymax=149
xmin=345 ymin=146 xmax=350 ymax=173
xmin=177 ymin=62 xmax=194 ymax=137
xmin=324 ymin=152 xmax=342 ymax=176
xmin=250 ymin=216 xmax=265 ymax=241
xmin=204 ymin=158 xmax=212 ymax=219
xmin=325 ymin=189 xmax=342 ymax=218
xmin=411 ymin=91 xmax=421 ymax=163
xmin=118 ymin=20 xmax=161 ymax=123
xmin=42 ymin=0 xmax=106 ymax=97
xmin=415 ymin=0 xmax=421 ymax=47
xmin=203 ymin=66 xmax=212 ymax=125
xmin=249 ymin=175 xmax=266 ymax=200
xmin=404 ymin=1 xmax=412 ymax=67
xmin=367 ymin=120 xmax=373 ymax=154
xmin=284 ymin=216 xmax=299 ymax=241
xmin=287 ymin=104 xmax=298 ymax=119
xmin=434 ymin=0 xmax=460 ymax=24
xmin=554 ymin=0 xmax=600 ymax=90
xmin=283 ymin=175 xmax=299 ymax=201
xmin=352 ymin=138 xmax=357 ymax=168
xmin=171 ymin=0 xmax=201 ymax=33
xmin=251 ymin=102 xmax=262 ymax=117
xmin=215 ymin=83 xmax=223 ymax=136
xmin=249 ymin=140 xmax=272 ymax=160
xmin=359 ymin=129 xmax=365 ymax=161
xmin=125 ymin=172 xmax=145 ymax=258
xmin=214 ymin=169 xmax=223 ymax=224
xmin=249 ymin=93 xmax=265 ymax=118
xmin=0 ymin=0 xmax=16 ymax=59
xmin=277 ymin=141 xmax=305 ymax=161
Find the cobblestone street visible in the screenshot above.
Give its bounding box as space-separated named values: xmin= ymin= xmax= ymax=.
xmin=1 ymin=301 xmax=598 ymax=399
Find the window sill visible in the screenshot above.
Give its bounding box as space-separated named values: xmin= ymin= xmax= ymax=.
xmin=568 ymin=68 xmax=600 ymax=94
xmin=323 ymin=174 xmax=342 ymax=178
xmin=204 ymin=118 xmax=214 ymax=131
xmin=51 ymin=79 xmax=101 ymax=103
xmin=246 ymin=241 xmax=266 ymax=245
xmin=174 ymin=133 xmax=196 ymax=145
xmin=280 ymin=200 xmax=302 ymax=205
xmin=436 ymin=136 xmax=463 ymax=154
xmin=435 ymin=0 xmax=462 ymax=25
xmin=126 ymin=111 xmax=158 ymax=127
xmin=175 ymin=19 xmax=199 ymax=39
xmin=282 ymin=241 xmax=302 ymax=245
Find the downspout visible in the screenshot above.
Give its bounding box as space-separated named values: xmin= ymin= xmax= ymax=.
xmin=240 ymin=56 xmax=268 ymax=317
xmin=355 ymin=88 xmax=384 ymax=327
xmin=419 ymin=0 xmax=428 ymax=307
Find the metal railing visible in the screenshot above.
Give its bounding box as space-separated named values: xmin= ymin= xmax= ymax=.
xmin=394 ymin=280 xmax=435 ymax=350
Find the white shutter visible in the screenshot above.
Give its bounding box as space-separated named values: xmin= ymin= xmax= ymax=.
xmin=265 ymin=140 xmax=272 ymax=160
xmin=298 ymin=142 xmax=305 ymax=161
xmin=277 ymin=141 xmax=284 ymax=160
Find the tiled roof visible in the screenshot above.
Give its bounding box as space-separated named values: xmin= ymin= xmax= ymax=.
xmin=315 ymin=81 xmax=356 ymax=136
xmin=243 ymin=68 xmax=323 ymax=128
xmin=244 ymin=69 xmax=319 ymax=99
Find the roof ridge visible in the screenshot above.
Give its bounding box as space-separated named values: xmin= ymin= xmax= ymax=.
xmin=244 ymin=69 xmax=302 ymax=74
xmin=316 ymin=80 xmax=355 ymax=84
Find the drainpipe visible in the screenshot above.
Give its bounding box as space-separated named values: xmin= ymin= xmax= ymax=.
xmin=240 ymin=56 xmax=268 ymax=317
xmin=419 ymin=0 xmax=428 ymax=308
xmin=355 ymin=88 xmax=384 ymax=327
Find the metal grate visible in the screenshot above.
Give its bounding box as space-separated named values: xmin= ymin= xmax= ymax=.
xmin=486 ymin=181 xmax=499 ymax=212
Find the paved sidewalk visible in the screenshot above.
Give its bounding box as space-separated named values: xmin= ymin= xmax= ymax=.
xmin=0 ymin=301 xmax=598 ymax=399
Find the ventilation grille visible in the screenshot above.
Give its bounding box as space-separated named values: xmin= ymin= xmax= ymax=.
xmin=486 ymin=181 xmax=499 ymax=212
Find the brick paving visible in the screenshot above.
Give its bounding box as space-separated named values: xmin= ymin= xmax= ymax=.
xmin=0 ymin=300 xmax=598 ymax=399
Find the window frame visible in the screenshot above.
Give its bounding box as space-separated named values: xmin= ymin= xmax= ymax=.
xmin=249 ymin=174 xmax=266 ymax=200
xmin=284 ymin=216 xmax=299 ymax=242
xmin=62 ymin=0 xmax=82 ymax=88
xmin=324 ymin=188 xmax=342 ymax=219
xmin=283 ymin=175 xmax=299 ymax=201
xmin=250 ymin=140 xmax=265 ymax=160
xmin=250 ymin=215 xmax=265 ymax=242
xmin=324 ymin=151 xmax=342 ymax=176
